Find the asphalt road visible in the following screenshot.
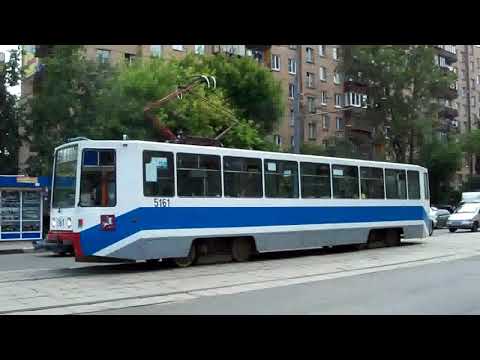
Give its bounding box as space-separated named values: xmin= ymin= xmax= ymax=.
xmin=92 ymin=253 xmax=480 ymax=315
xmin=3 ymin=227 xmax=480 ymax=315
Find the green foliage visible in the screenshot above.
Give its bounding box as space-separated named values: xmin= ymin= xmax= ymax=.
xmin=25 ymin=46 xmax=115 ymax=175
xmin=301 ymin=138 xmax=363 ymax=159
xmin=178 ymin=53 xmax=285 ymax=134
xmin=0 ymin=47 xmax=22 ymax=174
xmin=340 ymin=45 xmax=457 ymax=163
xmin=418 ymin=138 xmax=462 ymax=203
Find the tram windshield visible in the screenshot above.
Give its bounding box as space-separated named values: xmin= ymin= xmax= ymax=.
xmin=52 ymin=145 xmax=78 ymax=209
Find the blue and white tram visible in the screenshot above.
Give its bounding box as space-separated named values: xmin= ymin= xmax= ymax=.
xmin=48 ymin=139 xmax=431 ymax=266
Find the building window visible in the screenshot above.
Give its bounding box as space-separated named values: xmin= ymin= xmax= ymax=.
xmin=335 ymin=93 xmax=343 ymax=108
xmin=195 ymin=45 xmax=205 ymax=55
xmin=385 ymin=169 xmax=407 ymax=199
xmin=322 ymin=139 xmax=328 ymax=147
xmin=321 ymin=91 xmax=328 ymax=105
xmin=306 ymin=47 xmax=314 ymax=63
xmin=288 ymin=83 xmax=295 ymax=99
xmin=172 ymin=45 xmax=184 ymax=51
xmin=124 ymin=53 xmax=136 ymax=65
xmin=319 ymin=45 xmax=326 ymax=57
xmin=308 ymin=122 xmax=317 ymax=140
xmin=274 ymin=135 xmax=282 ymax=146
xmin=223 ymin=156 xmax=263 ymax=198
xmin=290 ymin=109 xmax=295 ymax=127
xmin=96 ymin=49 xmax=111 ymax=64
xmin=472 ymin=96 xmax=477 ymax=108
xmin=319 ymin=66 xmax=327 ymax=81
xmin=150 ymin=45 xmax=162 ymax=57
xmin=143 ymin=151 xmax=174 ymax=197
xmin=322 ymin=114 xmax=330 ymax=129
xmin=360 ymin=167 xmax=384 ymax=199
xmin=271 ymin=54 xmax=280 ymax=71
xmin=288 ymin=58 xmax=297 ymax=74
xmin=291 ymin=136 xmax=295 ymax=146
xmin=264 ymin=160 xmax=299 ymax=198
xmin=332 ymin=47 xmax=339 ymax=60
xmin=332 ymin=164 xmax=359 ymax=199
xmin=288 ymin=45 xmax=297 ymax=49
xmin=333 ymin=71 xmax=341 ymax=85
xmin=177 ymin=153 xmax=221 ymax=197
xmin=336 ymin=117 xmax=344 ymax=130
xmin=306 ymin=72 xmax=315 ymax=88
xmin=301 ymin=162 xmax=331 ymax=199
xmin=345 ymin=92 xmax=365 ymax=107
xmin=307 ymin=97 xmax=316 ymax=113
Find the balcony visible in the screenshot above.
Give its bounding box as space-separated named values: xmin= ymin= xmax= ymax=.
xmin=344 ymin=78 xmax=368 ymax=92
xmin=434 ymin=45 xmax=457 ymax=63
xmin=438 ymin=104 xmax=459 ymax=119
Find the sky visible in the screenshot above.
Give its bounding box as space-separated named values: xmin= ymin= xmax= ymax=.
xmin=0 ymin=44 xmax=21 ymax=96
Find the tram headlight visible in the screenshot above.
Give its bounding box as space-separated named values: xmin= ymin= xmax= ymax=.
xmin=66 ymin=217 xmax=72 ymax=229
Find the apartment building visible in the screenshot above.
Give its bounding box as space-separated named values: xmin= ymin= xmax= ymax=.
xmin=451 ymin=45 xmax=480 ymax=188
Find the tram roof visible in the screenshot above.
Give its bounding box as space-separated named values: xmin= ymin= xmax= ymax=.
xmin=56 ymin=139 xmax=428 ymax=171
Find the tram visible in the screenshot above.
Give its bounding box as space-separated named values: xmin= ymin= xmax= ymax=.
xmin=47 ymin=139 xmax=431 ymax=267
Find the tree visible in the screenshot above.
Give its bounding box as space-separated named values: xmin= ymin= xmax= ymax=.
xmin=301 ymin=137 xmax=362 ymax=159
xmin=24 ymin=46 xmax=115 ymax=175
xmin=178 ymin=53 xmax=284 ymax=135
xmin=418 ymin=138 xmax=462 ymax=203
xmin=0 ymin=47 xmax=22 ymax=174
xmin=94 ymin=54 xmax=283 ymax=150
xmin=340 ymin=45 xmax=456 ymax=163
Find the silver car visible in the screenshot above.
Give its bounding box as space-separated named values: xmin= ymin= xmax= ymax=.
xmin=446 ymin=203 xmax=480 ymax=233
xmin=430 ymin=207 xmax=450 ymax=229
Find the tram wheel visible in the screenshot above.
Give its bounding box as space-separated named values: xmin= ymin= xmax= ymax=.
xmin=385 ymin=229 xmax=401 ymax=247
xmin=173 ymin=243 xmax=198 ymax=268
xmin=231 ymin=237 xmax=253 ymax=262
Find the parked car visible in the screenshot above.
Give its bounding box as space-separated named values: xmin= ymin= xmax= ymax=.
xmin=430 ymin=207 xmax=451 ymax=229
xmin=433 ymin=204 xmax=455 ymax=214
xmin=446 ymin=203 xmax=480 ymax=233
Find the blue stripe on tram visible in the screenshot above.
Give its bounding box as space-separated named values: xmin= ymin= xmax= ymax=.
xmin=80 ymin=206 xmax=428 ymax=256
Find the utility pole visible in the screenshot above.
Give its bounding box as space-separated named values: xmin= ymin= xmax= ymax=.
xmin=293 ymin=45 xmax=302 ymax=153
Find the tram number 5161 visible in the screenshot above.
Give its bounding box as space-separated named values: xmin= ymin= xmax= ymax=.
xmin=154 ymin=199 xmax=170 ymax=207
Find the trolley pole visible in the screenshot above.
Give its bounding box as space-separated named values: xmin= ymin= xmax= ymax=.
xmin=293 ymin=45 xmax=302 ymax=154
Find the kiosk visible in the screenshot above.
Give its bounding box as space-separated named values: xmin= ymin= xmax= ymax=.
xmin=0 ymin=175 xmax=50 ymax=241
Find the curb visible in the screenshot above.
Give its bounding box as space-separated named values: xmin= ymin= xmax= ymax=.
xmin=0 ymin=247 xmax=41 ymax=255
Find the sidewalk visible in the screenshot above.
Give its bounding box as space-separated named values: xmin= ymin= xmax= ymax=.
xmin=0 ymin=240 xmax=36 ymax=255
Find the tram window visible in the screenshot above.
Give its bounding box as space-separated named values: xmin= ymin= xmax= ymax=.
xmin=332 ymin=165 xmax=359 ymax=199
xmin=407 ymin=170 xmax=421 ymax=200
xmin=300 ymin=162 xmax=331 ymax=198
xmin=264 ymin=160 xmax=299 ymax=198
xmin=223 ymin=156 xmax=263 ymax=198
xmin=79 ymin=149 xmax=116 ymax=207
xmin=360 ymin=167 xmax=384 ymax=199
xmin=385 ymin=169 xmax=407 ymax=199
xmin=177 ymin=153 xmax=221 ymax=197
xmin=143 ymin=151 xmax=174 ymax=197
